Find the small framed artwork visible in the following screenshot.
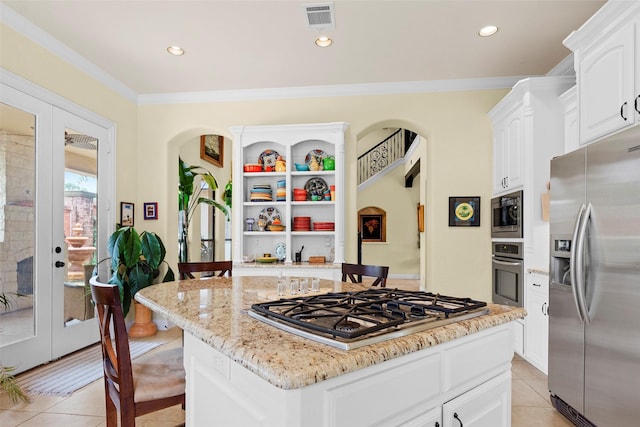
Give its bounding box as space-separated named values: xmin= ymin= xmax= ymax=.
xmin=417 ymin=204 xmax=424 ymax=232
xmin=449 ymin=196 xmax=480 ymax=227
xmin=120 ymin=202 xmax=134 ymax=227
xmin=144 ymin=202 xmax=158 ymax=220
xmin=200 ymin=134 xmax=224 ymax=168
xmin=358 ymin=206 xmax=387 ymax=242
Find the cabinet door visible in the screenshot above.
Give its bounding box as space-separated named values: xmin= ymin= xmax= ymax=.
xmin=442 ymin=372 xmax=510 ymax=427
xmin=398 ymin=406 xmax=442 ymax=427
xmin=579 ymin=23 xmax=635 ymax=144
xmin=492 ymin=108 xmax=523 ymax=195
xmin=525 ymin=273 xmax=549 ymax=374
xmin=492 ymin=124 xmax=507 ymax=194
xmin=504 ymin=110 xmax=524 ymax=190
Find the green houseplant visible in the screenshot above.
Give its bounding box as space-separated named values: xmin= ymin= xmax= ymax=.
xmin=178 ymin=157 xmax=229 ymax=263
xmin=101 ymin=226 xmax=175 ymax=317
xmin=0 ymin=293 xmax=30 ymax=403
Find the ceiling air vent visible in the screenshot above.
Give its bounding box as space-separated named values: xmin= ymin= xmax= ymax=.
xmin=304 ymin=3 xmax=335 ymax=30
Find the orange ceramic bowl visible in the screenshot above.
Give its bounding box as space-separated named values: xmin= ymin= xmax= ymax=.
xmin=244 ymin=164 xmax=262 ymax=172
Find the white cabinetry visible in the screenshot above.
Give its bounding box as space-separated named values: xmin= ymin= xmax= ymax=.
xmin=564 ymin=1 xmax=640 ymax=145
xmin=489 ymin=77 xmax=573 ymax=267
xmin=184 ymin=322 xmax=514 ymax=427
xmin=442 ymin=372 xmax=511 ymax=427
xmin=230 ymin=123 xmax=347 ymax=267
xmin=492 ymin=105 xmax=524 ymax=194
xmin=525 ymin=271 xmax=549 ymax=374
xmin=560 ymin=85 xmax=579 ymax=153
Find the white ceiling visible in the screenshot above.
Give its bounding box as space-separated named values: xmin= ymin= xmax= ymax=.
xmin=1 ymin=0 xmax=606 ymax=99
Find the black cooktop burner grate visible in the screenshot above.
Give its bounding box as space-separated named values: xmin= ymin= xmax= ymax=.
xmin=250 ymin=288 xmax=487 ymax=340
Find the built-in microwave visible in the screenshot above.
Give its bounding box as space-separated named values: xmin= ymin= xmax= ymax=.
xmin=492 ymin=241 xmax=524 ymax=307
xmin=491 ymin=190 xmax=523 ymax=239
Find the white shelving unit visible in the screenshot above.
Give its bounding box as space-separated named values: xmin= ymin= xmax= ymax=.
xmin=230 ymin=122 xmax=348 ymax=267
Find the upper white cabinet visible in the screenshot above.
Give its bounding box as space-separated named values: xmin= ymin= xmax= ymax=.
xmin=230 ymin=122 xmax=348 ymax=266
xmin=560 ymin=86 xmax=579 ymax=153
xmin=492 ymin=103 xmax=524 ymax=194
xmin=564 ymin=1 xmax=640 ymax=145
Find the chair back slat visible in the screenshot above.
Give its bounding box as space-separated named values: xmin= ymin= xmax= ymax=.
xmin=341 ymin=263 xmax=389 ymax=287
xmin=178 ymin=261 xmax=232 ymax=279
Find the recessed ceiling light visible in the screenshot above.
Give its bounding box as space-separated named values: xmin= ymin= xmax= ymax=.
xmin=478 ymin=25 xmax=498 ymax=37
xmin=167 ymin=46 xmax=185 ymax=56
xmin=315 ymin=36 xmax=332 ymax=47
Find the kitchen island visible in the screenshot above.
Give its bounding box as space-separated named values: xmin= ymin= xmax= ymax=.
xmin=136 ymin=276 xmax=525 ymax=427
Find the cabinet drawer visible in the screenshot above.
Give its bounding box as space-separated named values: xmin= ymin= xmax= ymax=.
xmin=441 ymin=326 xmax=512 ymax=393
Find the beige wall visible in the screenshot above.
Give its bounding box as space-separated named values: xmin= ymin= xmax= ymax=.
xmin=2 ymin=22 xmax=508 ymax=302
xmin=139 ymin=89 xmax=506 ymax=301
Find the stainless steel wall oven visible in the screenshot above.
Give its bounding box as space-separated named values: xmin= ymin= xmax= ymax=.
xmin=491 ymin=190 xmax=523 ymax=239
xmin=492 ymin=241 xmax=524 ymax=307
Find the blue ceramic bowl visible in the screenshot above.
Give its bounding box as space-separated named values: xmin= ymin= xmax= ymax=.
xmin=295 ymin=163 xmax=309 ymax=171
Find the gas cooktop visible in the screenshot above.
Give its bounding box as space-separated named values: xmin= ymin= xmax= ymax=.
xmin=249 ymin=288 xmax=489 ymax=350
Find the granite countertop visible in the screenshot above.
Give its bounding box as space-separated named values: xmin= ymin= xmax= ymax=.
xmin=136 ymin=277 xmax=526 ymax=390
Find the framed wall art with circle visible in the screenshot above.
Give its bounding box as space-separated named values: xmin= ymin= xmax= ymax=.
xmin=449 ymin=196 xmax=480 ymax=227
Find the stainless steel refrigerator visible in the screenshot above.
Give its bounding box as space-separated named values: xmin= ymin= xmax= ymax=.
xmin=549 ymin=126 xmax=640 ymax=427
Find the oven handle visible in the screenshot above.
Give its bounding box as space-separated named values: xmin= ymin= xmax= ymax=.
xmin=492 ymin=258 xmax=523 ymax=267
xmin=570 ymin=203 xmax=586 ymax=323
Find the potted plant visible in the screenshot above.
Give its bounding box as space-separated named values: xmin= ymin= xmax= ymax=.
xmin=0 ymin=293 xmax=30 ymax=403
xmin=178 ymin=157 xmax=229 ymax=263
xmin=98 ymin=226 xmax=175 ymax=337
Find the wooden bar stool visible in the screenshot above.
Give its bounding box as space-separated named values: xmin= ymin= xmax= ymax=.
xmin=89 ymin=277 xmax=185 ymax=427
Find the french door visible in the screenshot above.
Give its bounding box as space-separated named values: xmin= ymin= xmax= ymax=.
xmin=0 ymin=79 xmax=113 ymax=373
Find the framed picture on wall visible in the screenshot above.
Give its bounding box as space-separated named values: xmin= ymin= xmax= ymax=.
xmin=200 ymin=134 xmax=224 ymax=168
xmin=143 ymin=202 xmax=158 ymax=220
xmin=358 ymin=206 xmax=387 ymax=242
xmin=448 ymin=196 xmax=480 ymax=227
xmin=120 ymin=202 xmax=134 ymax=226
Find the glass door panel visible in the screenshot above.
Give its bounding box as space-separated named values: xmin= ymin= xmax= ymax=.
xmin=0 ymin=86 xmax=54 ymax=373
xmin=51 ymin=108 xmax=101 ymax=358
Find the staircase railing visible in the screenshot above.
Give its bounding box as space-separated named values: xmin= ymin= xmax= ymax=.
xmin=357 ymin=129 xmax=415 ymax=185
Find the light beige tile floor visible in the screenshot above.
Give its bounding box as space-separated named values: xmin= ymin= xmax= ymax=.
xmin=3 ymin=281 xmax=573 ymax=427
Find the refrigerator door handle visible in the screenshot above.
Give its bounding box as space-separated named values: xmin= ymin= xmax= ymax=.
xmin=570 ymin=203 xmax=586 ymax=323
xmin=574 ymin=202 xmax=592 ymax=324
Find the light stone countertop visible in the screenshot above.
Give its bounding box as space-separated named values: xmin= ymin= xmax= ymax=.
xmin=234 ymin=261 xmax=340 ymax=269
xmin=136 ymin=276 xmax=526 ymax=390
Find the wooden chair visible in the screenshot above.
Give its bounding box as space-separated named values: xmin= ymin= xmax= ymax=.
xmin=341 ymin=263 xmax=389 ymax=287
xmin=178 ymin=261 xmax=233 ymax=279
xmin=89 ymin=277 xmax=185 ymax=427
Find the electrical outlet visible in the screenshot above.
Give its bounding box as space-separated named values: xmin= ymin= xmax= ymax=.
xmin=325 ymin=238 xmax=331 ymax=247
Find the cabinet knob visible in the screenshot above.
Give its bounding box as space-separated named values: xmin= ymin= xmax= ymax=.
xmin=55 ymin=260 xmax=65 ymax=268
xmin=621 ymin=101 xmax=628 ymax=121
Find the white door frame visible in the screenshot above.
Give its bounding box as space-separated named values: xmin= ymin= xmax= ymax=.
xmin=1 ymin=69 xmax=116 ymax=372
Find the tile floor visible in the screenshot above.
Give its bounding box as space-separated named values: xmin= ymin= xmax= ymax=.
xmin=2 ymin=278 xmax=573 ymax=426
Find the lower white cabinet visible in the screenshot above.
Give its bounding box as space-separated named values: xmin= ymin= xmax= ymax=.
xmin=513 ymin=319 xmax=524 ymax=357
xmin=442 ymin=371 xmax=511 ymax=427
xmin=524 ymin=272 xmax=549 ymax=374
xmin=184 ymin=323 xmax=515 ymax=427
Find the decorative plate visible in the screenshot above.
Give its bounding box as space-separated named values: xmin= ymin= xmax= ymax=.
xmin=455 ymin=203 xmax=474 ymax=221
xmin=258 ymin=150 xmax=279 ymax=170
xmin=304 ymin=177 xmax=329 ymax=197
xmin=305 ymin=149 xmax=327 ymax=165
xmin=274 ymin=242 xmax=286 ymax=261
xmin=258 ymin=206 xmax=281 ymax=226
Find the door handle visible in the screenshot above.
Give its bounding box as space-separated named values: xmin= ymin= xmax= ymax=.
xmin=574 ymin=202 xmax=592 ymax=324
xmin=55 ymin=260 xmax=65 ymax=268
xmin=453 ymin=412 xmax=464 ymax=426
xmin=570 ymin=203 xmax=586 ymax=323
xmin=493 ymin=258 xmax=522 ymax=267
xmin=621 ymin=101 xmax=628 ymax=121
xmin=542 ymin=302 xmax=547 ymax=315
xmin=635 ymin=95 xmax=640 ymax=115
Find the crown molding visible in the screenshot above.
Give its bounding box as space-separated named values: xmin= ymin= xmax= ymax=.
xmin=1 ymin=3 xmax=138 ymax=103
